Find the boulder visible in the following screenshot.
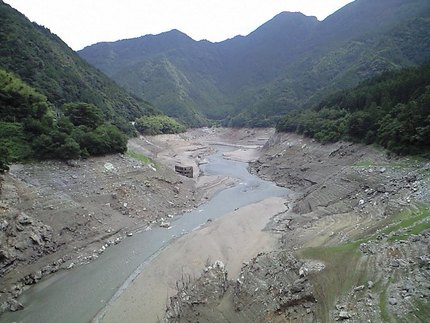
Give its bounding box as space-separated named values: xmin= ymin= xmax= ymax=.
xmin=7 ymin=298 xmax=24 ymax=312
xmin=339 ymin=310 xmax=351 ymax=319
xmin=388 ymin=297 xmax=398 ymax=305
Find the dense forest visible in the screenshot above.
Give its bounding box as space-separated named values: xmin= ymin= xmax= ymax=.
xmin=80 ymin=0 xmax=430 ymax=127
xmin=277 ymin=62 xmax=430 ymax=156
xmin=0 ymin=1 xmax=159 ymax=135
xmin=0 ymin=1 xmax=186 ymax=171
xmin=0 ymin=69 xmax=129 ymax=171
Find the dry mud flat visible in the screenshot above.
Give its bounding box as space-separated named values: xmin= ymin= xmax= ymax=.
xmin=160 ymin=133 xmax=430 ymax=322
xmin=0 ymin=127 xmax=273 ymax=315
xmin=0 ymin=155 xmax=198 ymax=313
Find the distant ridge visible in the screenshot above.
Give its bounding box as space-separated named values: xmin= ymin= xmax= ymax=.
xmin=79 ymin=0 xmax=430 ymax=127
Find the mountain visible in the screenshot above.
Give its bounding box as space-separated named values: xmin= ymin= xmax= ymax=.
xmin=79 ymin=0 xmax=430 ymax=127
xmin=0 ymin=1 xmax=188 ymax=166
xmin=0 ymin=0 xmax=158 ymax=134
xmin=277 ymin=61 xmax=430 ymax=156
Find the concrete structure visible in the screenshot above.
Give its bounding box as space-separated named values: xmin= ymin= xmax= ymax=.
xmin=174 ymin=165 xmax=193 ymax=178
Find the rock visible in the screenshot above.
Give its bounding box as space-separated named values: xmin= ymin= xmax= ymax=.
xmin=0 ymin=219 xmax=8 ymax=231
xmin=388 ymin=298 xmax=398 ymax=305
xmin=376 ymin=185 xmax=386 ymax=193
xmin=339 ymin=310 xmax=351 ymax=319
xmin=66 ymin=160 xmax=79 ymax=167
xmin=390 ymin=260 xmax=400 ymax=267
xmin=17 ymin=213 xmax=33 ymax=225
xmin=214 ymin=260 xmax=225 ymax=270
xmin=160 ymin=221 xmax=171 ymax=228
xmin=299 ymin=265 xmax=308 ymax=277
xmin=354 ymin=285 xmax=365 ymax=292
xmin=30 ymin=232 xmax=43 ymax=245
xmin=33 ymin=270 xmax=42 ymax=282
xmin=405 ymin=175 xmax=417 ymax=183
xmin=104 ymin=163 xmax=115 ymax=171
xmin=367 ymin=281 xmax=374 ymax=289
xmin=359 ymin=243 xmax=369 ymax=253
xmin=291 ymin=278 xmax=306 ymax=293
xmin=126 ymin=232 xmax=133 ymax=237
xmin=8 ymin=298 xmax=24 ymax=312
xmin=379 ymin=167 xmax=386 ymax=173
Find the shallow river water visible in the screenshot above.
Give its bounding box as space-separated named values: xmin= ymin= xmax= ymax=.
xmin=1 ymin=145 xmax=289 ymax=323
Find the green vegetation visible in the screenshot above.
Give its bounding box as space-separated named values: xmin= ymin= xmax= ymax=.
xmin=403 ymin=299 xmax=430 ymax=322
xmin=301 ymin=241 xmax=364 ymax=320
xmin=381 ymin=204 xmax=430 ymax=241
xmin=0 ymin=69 xmax=127 ymax=163
xmin=0 ymin=145 xmax=10 ymax=172
xmin=79 ymin=0 xmax=430 ymax=127
xmin=379 ymin=284 xmax=391 ymax=322
xmin=0 ymin=2 xmax=188 ymax=166
xmin=299 ymin=203 xmax=430 ymax=321
xmin=277 ymin=62 xmax=430 ymax=156
xmin=135 ymin=115 xmax=186 ymax=135
xmin=0 ymin=1 xmax=159 ymax=136
xmin=127 ymin=149 xmax=156 ymax=168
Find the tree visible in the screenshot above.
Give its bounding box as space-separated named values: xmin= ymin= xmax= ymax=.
xmin=135 ymin=115 xmax=186 ymax=135
xmin=0 ymin=146 xmax=10 ymax=172
xmin=63 ymin=102 xmax=104 ymax=129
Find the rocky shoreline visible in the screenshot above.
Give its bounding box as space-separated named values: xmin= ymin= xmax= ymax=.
xmin=0 ymin=128 xmax=273 ymax=318
xmin=0 ymin=153 xmax=203 ymax=314
xmin=161 ymin=132 xmax=430 ymax=322
xmin=2 ymin=129 xmax=429 ymax=321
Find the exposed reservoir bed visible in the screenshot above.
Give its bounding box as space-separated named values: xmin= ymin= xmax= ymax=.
xmin=1 ymin=145 xmax=289 ymax=323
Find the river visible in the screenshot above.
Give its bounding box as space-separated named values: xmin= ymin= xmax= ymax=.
xmin=1 ymin=145 xmax=289 ymax=323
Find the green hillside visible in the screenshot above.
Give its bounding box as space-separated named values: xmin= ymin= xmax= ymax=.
xmin=277 ymin=62 xmax=430 ymax=156
xmin=0 ymin=69 xmax=130 ymax=171
xmin=0 ymin=1 xmax=188 ymax=169
xmin=79 ymin=0 xmax=430 ymax=127
xmin=0 ymin=1 xmax=159 ymax=134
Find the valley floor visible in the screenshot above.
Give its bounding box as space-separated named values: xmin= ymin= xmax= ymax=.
xmin=0 ymin=127 xmax=272 ymax=316
xmin=1 ymin=128 xmax=429 ymax=322
xmin=159 ymin=132 xmax=430 ymax=322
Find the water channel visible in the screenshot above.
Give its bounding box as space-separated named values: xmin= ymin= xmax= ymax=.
xmin=1 ymin=145 xmax=289 ymax=323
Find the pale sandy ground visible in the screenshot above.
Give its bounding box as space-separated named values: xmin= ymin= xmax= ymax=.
xmin=128 ymin=128 xmax=270 ymax=201
xmin=98 ymin=197 xmax=287 ymax=323
xmin=94 ymin=128 xmax=280 ymax=322
xmin=222 ymin=147 xmax=260 ymax=162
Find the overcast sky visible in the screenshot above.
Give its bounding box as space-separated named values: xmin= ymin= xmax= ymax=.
xmin=4 ymin=0 xmax=355 ymax=50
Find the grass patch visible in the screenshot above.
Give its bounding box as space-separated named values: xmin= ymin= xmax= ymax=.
xmin=402 ymin=299 xmax=430 ymax=322
xmin=300 ymin=241 xmax=364 ymax=321
xmin=353 ymin=160 xmax=374 ymax=167
xmin=389 ymin=221 xmax=430 ymax=242
xmin=382 ymin=204 xmax=430 ymax=241
xmin=379 ymin=284 xmax=391 ymax=322
xmin=127 ymin=149 xmax=157 ymax=168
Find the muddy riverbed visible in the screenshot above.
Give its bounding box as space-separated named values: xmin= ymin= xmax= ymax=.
xmin=2 ymin=128 xmax=429 ymax=322
xmin=1 ymin=129 xmax=287 ymax=323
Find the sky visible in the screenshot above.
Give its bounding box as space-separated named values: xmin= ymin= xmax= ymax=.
xmin=4 ymin=0 xmax=355 ymax=50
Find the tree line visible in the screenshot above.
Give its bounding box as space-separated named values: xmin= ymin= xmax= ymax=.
xmin=277 ymin=61 xmax=430 ymax=157
xmin=0 ymin=69 xmax=185 ymax=172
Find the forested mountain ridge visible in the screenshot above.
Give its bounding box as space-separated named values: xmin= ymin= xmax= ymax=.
xmin=277 ymin=61 xmax=430 ymax=156
xmin=0 ymin=1 xmax=159 ymax=134
xmin=0 ymin=1 xmax=187 ymax=169
xmin=79 ymin=0 xmax=430 ymax=127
